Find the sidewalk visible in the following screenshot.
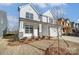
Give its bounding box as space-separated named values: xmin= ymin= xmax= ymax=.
xmin=60 ymin=36 xmax=79 ymax=43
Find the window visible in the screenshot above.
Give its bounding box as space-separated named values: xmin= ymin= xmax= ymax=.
xmin=30 ymin=14 xmax=33 ymax=19
xmin=68 ymin=23 xmax=69 ymax=26
xmin=38 ymin=15 xmax=42 ymax=20
xmin=26 ymin=12 xmax=29 ymax=19
xmin=63 ymin=28 xmax=65 ymax=32
xmin=25 ymin=25 xmax=33 ymax=33
xmin=25 ymin=25 xmax=29 ymax=33
xmin=62 ymin=22 xmax=64 ymax=25
xmin=26 ymin=12 xmax=33 ymax=19
xmin=49 ymin=18 xmax=53 ymax=23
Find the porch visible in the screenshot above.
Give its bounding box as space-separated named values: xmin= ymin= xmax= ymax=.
xmin=19 ymin=18 xmax=50 ymax=39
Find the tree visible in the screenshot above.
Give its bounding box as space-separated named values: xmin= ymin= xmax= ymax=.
xmin=50 ymin=5 xmax=68 ymax=54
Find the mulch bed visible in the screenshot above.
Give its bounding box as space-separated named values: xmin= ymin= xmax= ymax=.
xmin=7 ymin=38 xmax=39 ymax=46
xmin=7 ymin=41 xmax=21 ymax=46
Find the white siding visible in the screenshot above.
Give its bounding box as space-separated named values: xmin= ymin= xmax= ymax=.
xmin=20 ymin=5 xmax=40 ymax=21
xmin=42 ymin=24 xmax=49 ymax=36
xmin=43 ymin=10 xmax=56 ymax=24
xmin=43 ymin=10 xmax=53 ymax=18
xmin=23 ymin=23 xmax=38 ymax=38
xmin=42 ymin=16 xmax=48 ymax=22
xmin=19 ymin=21 xmax=24 ymax=32
xmin=19 ymin=20 xmax=39 ymax=39
xmin=43 ymin=10 xmax=62 ymax=37
xmin=19 ymin=4 xmax=40 ymax=39
xmin=19 ymin=5 xmax=62 ymax=38
xmin=19 ymin=21 xmax=25 ymax=39
xmin=43 ymin=10 xmax=53 ymax=23
xmin=33 ymin=25 xmax=38 ymax=37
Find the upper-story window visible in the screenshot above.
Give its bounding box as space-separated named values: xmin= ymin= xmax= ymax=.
xmin=26 ymin=12 xmax=33 ymax=20
xmin=38 ymin=15 xmax=42 ymax=21
xmin=49 ymin=18 xmax=53 ymax=23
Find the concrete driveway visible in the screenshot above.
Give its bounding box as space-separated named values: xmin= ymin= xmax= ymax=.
xmin=61 ymin=36 xmax=79 ymax=43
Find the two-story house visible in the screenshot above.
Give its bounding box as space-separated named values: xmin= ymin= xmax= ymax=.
xmin=18 ymin=4 xmax=62 ymax=39
xmin=0 ymin=10 xmax=7 ymax=39
xmin=71 ymin=22 xmax=79 ymax=32
xmin=71 ymin=22 xmax=75 ymax=29
xmin=75 ymin=23 xmax=79 ymax=30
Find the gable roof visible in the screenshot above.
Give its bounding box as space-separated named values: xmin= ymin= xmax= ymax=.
xmin=42 ymin=9 xmax=54 ymax=18
xmin=58 ymin=18 xmax=65 ymax=20
xmin=65 ymin=19 xmax=71 ymax=23
xmin=19 ymin=4 xmax=40 ymax=15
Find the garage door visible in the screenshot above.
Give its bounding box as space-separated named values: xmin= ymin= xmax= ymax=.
xmin=50 ymin=27 xmax=57 ymax=37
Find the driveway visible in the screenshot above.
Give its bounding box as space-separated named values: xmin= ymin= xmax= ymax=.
xmin=61 ymin=36 xmax=79 ymax=43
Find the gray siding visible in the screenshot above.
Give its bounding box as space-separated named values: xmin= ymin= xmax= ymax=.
xmin=0 ymin=11 xmax=7 ymax=38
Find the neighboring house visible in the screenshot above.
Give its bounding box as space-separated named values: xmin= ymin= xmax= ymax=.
xmin=75 ymin=23 xmax=79 ymax=30
xmin=71 ymin=22 xmax=76 ymax=32
xmin=71 ymin=22 xmax=79 ymax=33
xmin=57 ymin=18 xmax=72 ymax=34
xmin=0 ymin=11 xmax=7 ymax=38
xmin=71 ymin=22 xmax=75 ymax=29
xmin=65 ymin=19 xmax=72 ymax=33
xmin=19 ymin=4 xmax=62 ymax=39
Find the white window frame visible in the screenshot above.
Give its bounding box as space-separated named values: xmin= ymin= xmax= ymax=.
xmin=49 ymin=18 xmax=53 ymax=23
xmin=25 ymin=25 xmax=33 ymax=33
xmin=26 ymin=12 xmax=33 ymax=20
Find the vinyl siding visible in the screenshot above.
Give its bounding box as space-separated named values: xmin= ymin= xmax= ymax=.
xmin=20 ymin=5 xmax=40 ymax=21
xmin=0 ymin=11 xmax=7 ymax=38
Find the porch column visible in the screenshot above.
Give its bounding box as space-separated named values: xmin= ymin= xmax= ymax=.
xmin=19 ymin=21 xmax=24 ymax=39
xmin=19 ymin=21 xmax=24 ymax=30
xmin=39 ymin=24 xmax=42 ymax=37
xmin=33 ymin=23 xmax=39 ymax=37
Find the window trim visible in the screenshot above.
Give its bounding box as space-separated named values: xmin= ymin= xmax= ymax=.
xmin=26 ymin=12 xmax=33 ymax=20
xmin=25 ymin=25 xmax=33 ymax=33
xmin=49 ymin=18 xmax=53 ymax=23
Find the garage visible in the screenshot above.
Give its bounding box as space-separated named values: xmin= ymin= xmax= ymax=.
xmin=50 ymin=27 xmax=57 ymax=37
xmin=50 ymin=25 xmax=62 ymax=37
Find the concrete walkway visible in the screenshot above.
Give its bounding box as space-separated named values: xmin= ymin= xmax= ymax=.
xmin=60 ymin=36 xmax=79 ymax=43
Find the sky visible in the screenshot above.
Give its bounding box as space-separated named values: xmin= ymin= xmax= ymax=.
xmin=0 ymin=3 xmax=79 ymax=31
